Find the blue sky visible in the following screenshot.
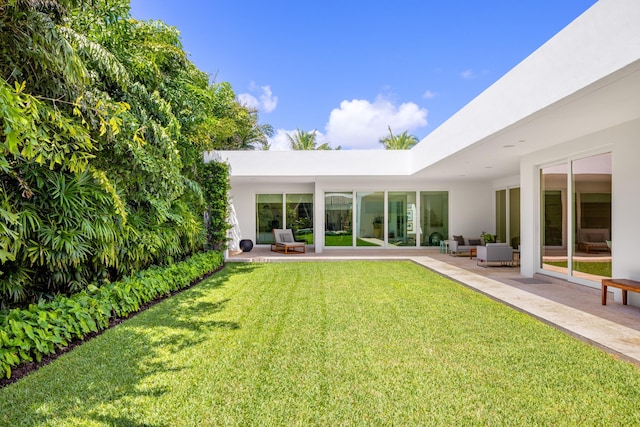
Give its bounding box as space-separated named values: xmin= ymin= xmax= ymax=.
xmin=129 ymin=0 xmax=598 ymax=150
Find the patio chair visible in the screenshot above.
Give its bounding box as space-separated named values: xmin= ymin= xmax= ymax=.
xmin=476 ymin=243 xmax=514 ymax=267
xmin=271 ymin=229 xmax=306 ymax=254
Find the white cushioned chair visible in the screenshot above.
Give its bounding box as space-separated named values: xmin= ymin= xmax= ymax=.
xmin=271 ymin=229 xmax=306 ymax=254
xmin=476 ymin=243 xmax=513 ymax=267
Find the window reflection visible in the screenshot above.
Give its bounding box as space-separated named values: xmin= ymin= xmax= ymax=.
xmin=572 ymin=153 xmax=612 ymax=279
xmin=539 ymin=153 xmax=612 ymax=281
xmin=356 ymin=192 xmax=384 ymax=247
xmin=256 ymin=194 xmax=283 ymax=244
xmin=325 ymin=192 xmax=353 ymax=246
xmin=540 ymin=163 xmax=568 ymax=274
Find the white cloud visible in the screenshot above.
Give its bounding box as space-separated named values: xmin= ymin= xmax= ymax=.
xmin=238 ymin=93 xmax=260 ymax=110
xmin=237 ymin=82 xmax=278 ymax=113
xmin=268 ymin=129 xmax=294 ymax=151
xmin=266 ymin=96 xmax=427 ymax=151
xmin=460 ymin=69 xmax=475 ymax=80
xmin=423 ymin=90 xmax=437 ymax=99
xmin=324 ymin=96 xmax=427 ymax=149
xmin=259 ymin=86 xmax=278 ymax=113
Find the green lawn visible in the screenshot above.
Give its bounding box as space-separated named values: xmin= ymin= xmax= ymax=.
xmin=1 ymin=261 xmax=639 ymax=425
xmin=545 ymin=260 xmax=612 ymax=277
xmin=324 ymin=234 xmax=381 ymax=246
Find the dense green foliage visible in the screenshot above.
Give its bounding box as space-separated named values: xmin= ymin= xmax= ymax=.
xmin=0 ymin=250 xmax=224 ymax=379
xmin=2 ymin=261 xmax=640 ymax=424
xmin=202 ymin=161 xmax=231 ymax=250
xmin=0 ymin=0 xmax=265 ymax=306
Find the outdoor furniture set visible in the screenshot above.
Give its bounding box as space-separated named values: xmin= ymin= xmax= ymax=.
xmin=448 ymin=235 xmax=517 ymax=267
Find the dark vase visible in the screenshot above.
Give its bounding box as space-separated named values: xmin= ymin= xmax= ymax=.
xmin=239 ymin=239 xmax=253 ymax=252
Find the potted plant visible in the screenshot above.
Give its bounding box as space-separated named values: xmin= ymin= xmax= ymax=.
xmin=481 ymin=231 xmax=496 ymax=244
xmin=373 ymin=216 xmax=383 ymax=239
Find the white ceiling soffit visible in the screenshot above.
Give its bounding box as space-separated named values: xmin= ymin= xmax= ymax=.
xmin=411 ymin=60 xmax=640 ymax=181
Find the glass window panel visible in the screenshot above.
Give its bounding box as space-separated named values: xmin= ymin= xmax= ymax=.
xmin=540 ymin=163 xmax=568 ymax=274
xmin=356 ymin=192 xmax=384 ymax=247
xmin=325 ymin=192 xmax=353 ymax=246
xmin=496 ymin=189 xmax=507 ymax=244
xmin=388 ymin=192 xmax=417 ymax=247
xmin=256 ymin=194 xmax=283 ymax=244
xmin=286 ymin=194 xmax=313 ymax=244
xmin=509 ymin=187 xmax=521 ymax=249
xmin=572 ymin=152 xmax=611 ymax=279
xmin=420 ymin=191 xmax=448 ymax=246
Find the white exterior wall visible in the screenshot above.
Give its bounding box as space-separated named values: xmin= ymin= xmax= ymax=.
xmin=229 ymin=181 xmax=315 ymax=244
xmin=229 ymin=177 xmax=496 ymax=254
xmin=520 ymin=118 xmax=640 ymax=303
xmin=448 ymin=183 xmax=494 ymax=241
xmin=611 ymin=120 xmax=640 ymax=305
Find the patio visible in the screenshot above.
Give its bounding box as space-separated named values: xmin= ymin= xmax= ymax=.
xmin=228 ymin=246 xmax=640 ymax=364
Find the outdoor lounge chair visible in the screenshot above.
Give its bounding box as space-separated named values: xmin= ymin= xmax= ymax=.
xmin=477 ymin=243 xmax=514 ymax=267
xmin=271 ymin=229 xmax=306 ymax=254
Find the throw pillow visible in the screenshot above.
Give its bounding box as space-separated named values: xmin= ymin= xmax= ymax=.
xmin=453 ymin=235 xmax=465 ymax=245
xmin=588 ymin=233 xmax=604 ymax=242
xmin=468 ymin=239 xmax=481 ymax=245
xmin=280 ymin=233 xmax=292 ymax=242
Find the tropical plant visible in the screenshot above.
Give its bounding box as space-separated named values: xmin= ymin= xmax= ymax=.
xmin=287 ymin=129 xmax=340 ymax=150
xmin=379 ymin=126 xmax=419 ymax=150
xmin=0 ymin=250 xmax=224 ymax=379
xmin=0 ymin=0 xmax=266 ymax=307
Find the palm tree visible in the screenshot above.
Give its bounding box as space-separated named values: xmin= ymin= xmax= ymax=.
xmin=379 ymin=126 xmax=419 ymax=150
xmin=287 ymin=129 xmax=340 ymax=150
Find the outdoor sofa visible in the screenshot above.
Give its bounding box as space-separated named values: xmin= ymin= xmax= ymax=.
xmin=449 ymin=235 xmax=483 ymax=256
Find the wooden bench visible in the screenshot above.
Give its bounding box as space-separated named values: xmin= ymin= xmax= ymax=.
xmin=601 ymin=278 xmax=640 ymax=305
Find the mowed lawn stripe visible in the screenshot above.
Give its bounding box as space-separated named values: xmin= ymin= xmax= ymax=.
xmin=1 ymin=261 xmax=639 ymax=426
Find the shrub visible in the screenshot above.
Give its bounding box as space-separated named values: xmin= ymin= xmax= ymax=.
xmin=0 ymin=250 xmax=224 ymax=379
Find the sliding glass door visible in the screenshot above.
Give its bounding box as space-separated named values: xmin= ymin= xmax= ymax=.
xmin=325 ymin=192 xmax=353 ymax=246
xmin=322 ymin=190 xmax=449 ymax=248
xmin=256 ymin=193 xmax=313 ymax=244
xmin=495 ymin=187 xmax=520 ymax=248
xmin=286 ymin=194 xmax=314 ymax=244
xmin=420 ymin=191 xmax=448 ymax=246
xmin=540 ymin=152 xmax=611 ymax=281
xmin=571 ymin=153 xmax=612 ymax=279
xmin=388 ymin=192 xmax=417 ymax=247
xmin=256 ymin=194 xmax=283 ymax=244
xmin=356 ymin=192 xmax=384 ymax=247
xmin=540 ymin=163 xmax=568 ymax=274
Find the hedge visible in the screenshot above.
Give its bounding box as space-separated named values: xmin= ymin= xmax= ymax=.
xmin=0 ymin=250 xmax=225 ymax=379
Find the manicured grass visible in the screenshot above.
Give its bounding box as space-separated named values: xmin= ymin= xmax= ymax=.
xmin=325 ymin=234 xmax=381 ymax=246
xmin=1 ymin=261 xmax=640 ymax=425
xmin=545 ymin=260 xmax=612 ymax=277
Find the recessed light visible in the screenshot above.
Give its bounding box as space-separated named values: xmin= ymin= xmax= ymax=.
xmin=503 ymin=144 xmax=515 ymax=148
xmin=518 ymin=139 xmax=526 ymax=143
xmin=484 ymin=166 xmax=493 ymax=169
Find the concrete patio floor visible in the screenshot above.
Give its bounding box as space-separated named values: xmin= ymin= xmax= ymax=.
xmin=228 ymin=246 xmax=640 ymax=365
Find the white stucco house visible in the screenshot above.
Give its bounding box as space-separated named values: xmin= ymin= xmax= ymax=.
xmin=209 ymin=0 xmax=640 ymax=304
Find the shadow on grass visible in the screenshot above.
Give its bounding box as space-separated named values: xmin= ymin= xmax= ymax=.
xmin=0 ymin=262 xmax=261 ymax=426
